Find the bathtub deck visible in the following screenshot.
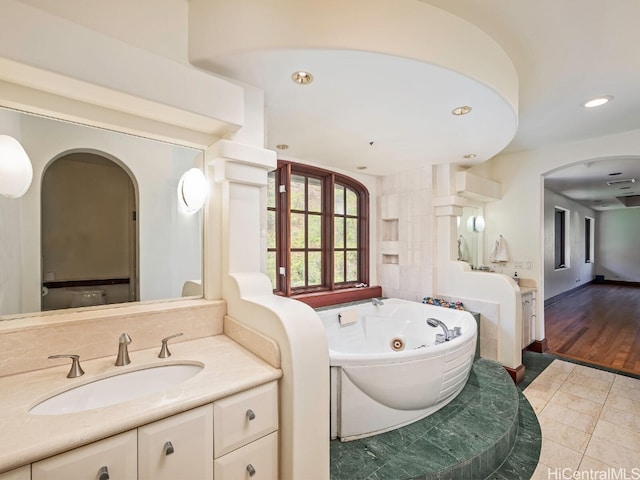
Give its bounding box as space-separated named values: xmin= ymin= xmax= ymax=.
xmin=329 ymin=358 xmax=541 ymax=480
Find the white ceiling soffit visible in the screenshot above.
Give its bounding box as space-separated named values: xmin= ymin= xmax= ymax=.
xmin=189 ymin=0 xmax=519 ymax=176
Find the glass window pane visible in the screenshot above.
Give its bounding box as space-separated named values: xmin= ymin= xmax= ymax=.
xmin=267 ymin=210 xmax=276 ymax=249
xmin=346 ymin=218 xmax=358 ymax=248
xmin=308 ymin=177 xmax=322 ymax=213
xmin=267 ymin=251 xmax=277 ymax=289
xmin=334 ymin=251 xmax=344 ymax=283
xmin=291 ymin=252 xmax=306 ymax=287
xmin=308 ymin=214 xmax=321 ymax=249
xmin=334 ymin=184 xmax=344 ymax=215
xmin=308 ymin=251 xmax=322 ymax=286
xmin=346 ymin=188 xmax=357 ymax=216
xmin=291 ymin=174 xmax=306 ymax=211
xmin=291 ymin=212 xmax=306 ymax=248
xmin=267 ymin=171 xmax=276 ymax=208
xmin=334 ymin=217 xmax=344 ymax=248
xmin=346 ymin=251 xmax=358 ymax=282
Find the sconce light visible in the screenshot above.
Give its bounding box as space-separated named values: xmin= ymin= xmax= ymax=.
xmin=178 ymin=168 xmax=208 ymax=213
xmin=466 ymin=215 xmax=485 ymax=233
xmin=0 ymin=135 xmax=33 ymax=198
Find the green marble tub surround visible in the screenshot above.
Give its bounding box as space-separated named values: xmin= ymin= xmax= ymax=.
xmin=330 ymin=359 xmax=540 ymax=480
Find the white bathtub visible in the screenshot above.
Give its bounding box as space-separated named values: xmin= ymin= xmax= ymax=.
xmin=317 ymin=298 xmax=477 ymax=441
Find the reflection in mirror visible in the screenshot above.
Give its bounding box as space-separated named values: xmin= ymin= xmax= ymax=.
xmin=0 ymin=107 xmax=204 ymax=319
xmin=457 ymin=206 xmax=484 ymax=269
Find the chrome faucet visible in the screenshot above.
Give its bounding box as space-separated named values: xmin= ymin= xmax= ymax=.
xmin=115 ymin=333 xmax=132 ymax=366
xmin=426 ymin=318 xmax=462 ymax=344
xmin=371 ymin=298 xmax=384 ymax=306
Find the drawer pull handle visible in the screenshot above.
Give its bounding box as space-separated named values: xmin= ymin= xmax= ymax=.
xmin=246 ymin=409 xmax=256 ymax=421
xmin=98 ymin=466 xmax=110 ymax=480
xmin=164 ymin=441 xmax=175 ymax=456
xmin=246 ymin=464 xmax=256 ymax=477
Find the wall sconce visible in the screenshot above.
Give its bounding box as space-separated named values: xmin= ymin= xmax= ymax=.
xmin=466 ymin=215 xmax=485 ymax=233
xmin=178 ymin=168 xmax=208 ymax=213
xmin=0 ymin=135 xmax=33 ymax=198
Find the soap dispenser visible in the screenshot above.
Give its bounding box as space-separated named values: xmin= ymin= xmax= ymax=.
xmin=513 ymin=271 xmax=520 ymax=286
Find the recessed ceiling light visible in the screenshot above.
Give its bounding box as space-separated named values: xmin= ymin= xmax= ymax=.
xmin=452 ymin=106 xmax=472 ymax=116
xmin=582 ymin=95 xmax=614 ymax=108
xmin=291 ymin=71 xmax=313 ymax=85
xmin=608 ymin=172 xmax=622 ymax=176
xmin=276 ymin=144 xmax=289 ymax=150
xmin=463 ymin=153 xmax=477 ymax=159
xmin=620 ymin=186 xmax=632 ymax=190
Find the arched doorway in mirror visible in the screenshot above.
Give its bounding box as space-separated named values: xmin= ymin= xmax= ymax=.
xmin=41 ymin=151 xmax=138 ymax=310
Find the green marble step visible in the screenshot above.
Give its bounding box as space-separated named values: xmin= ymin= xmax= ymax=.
xmin=485 ymin=390 xmax=542 ymax=480
xmin=330 ymin=359 xmax=527 ymax=480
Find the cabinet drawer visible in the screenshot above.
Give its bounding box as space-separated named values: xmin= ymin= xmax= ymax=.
xmin=214 ymin=432 xmax=278 ymax=480
xmin=32 ymin=430 xmax=137 ymax=480
xmin=138 ymin=404 xmax=213 ymax=480
xmin=214 ymin=382 xmax=277 ymax=457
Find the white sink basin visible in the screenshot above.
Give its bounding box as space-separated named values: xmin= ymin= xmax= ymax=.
xmin=29 ymin=364 xmax=203 ymax=415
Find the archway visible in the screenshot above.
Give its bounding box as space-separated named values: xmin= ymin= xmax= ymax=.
xmin=41 ymin=152 xmax=137 ymax=310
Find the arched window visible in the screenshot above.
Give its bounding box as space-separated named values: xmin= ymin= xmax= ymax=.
xmin=267 ymin=160 xmax=370 ymax=301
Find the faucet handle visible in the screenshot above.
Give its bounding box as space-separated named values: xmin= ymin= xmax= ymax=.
xmin=158 ymin=333 xmax=183 ymax=358
xmin=48 ymin=354 xmax=85 ymax=378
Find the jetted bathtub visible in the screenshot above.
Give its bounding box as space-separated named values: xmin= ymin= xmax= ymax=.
xmin=317 ymin=298 xmax=477 ymax=441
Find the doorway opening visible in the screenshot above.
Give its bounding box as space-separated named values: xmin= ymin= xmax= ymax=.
xmin=41 ymin=152 xmax=138 ymax=310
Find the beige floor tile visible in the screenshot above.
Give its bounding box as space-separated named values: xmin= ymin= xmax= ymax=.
xmin=538 ymin=438 xmax=583 ymax=471
xmin=546 ymin=360 xmax=576 ymax=374
xmin=604 ymin=394 xmax=640 ymax=417
xmin=540 ymin=402 xmax=598 ymax=434
xmin=592 ymin=419 xmax=640 ymax=452
xmin=600 ymin=404 xmax=640 ymax=432
xmin=613 ymin=374 xmax=640 ymax=389
xmin=530 ymin=462 xmax=554 ymax=480
xmin=548 ymin=390 xmax=603 ymax=417
xmin=525 ymin=380 xmax=562 ymax=402
xmin=531 ymin=374 xmax=567 ymax=391
xmin=571 ymin=364 xmax=616 ymax=383
xmin=610 ymin=382 xmax=640 ymax=403
xmin=578 ymin=455 xmax=618 ymax=474
xmin=557 ymin=379 xmax=609 ymax=404
xmin=525 ymin=392 xmax=549 ymax=415
xmin=565 ymin=371 xmax=614 ymax=394
xmin=584 ymin=435 xmax=640 ymax=471
xmin=538 ymin=416 xmax=591 ymax=453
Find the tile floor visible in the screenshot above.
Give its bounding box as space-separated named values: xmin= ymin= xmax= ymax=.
xmin=523 ymin=359 xmax=640 ymax=479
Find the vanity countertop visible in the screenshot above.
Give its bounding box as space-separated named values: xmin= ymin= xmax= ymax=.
xmin=0 ymin=335 xmax=282 ymax=473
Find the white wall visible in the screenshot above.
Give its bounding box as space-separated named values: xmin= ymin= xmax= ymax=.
xmin=596 ymin=208 xmax=640 ymax=282
xmin=543 ymin=189 xmax=596 ymax=300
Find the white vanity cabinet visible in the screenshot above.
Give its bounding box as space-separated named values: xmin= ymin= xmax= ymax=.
xmin=0 ymin=466 xmax=30 ymax=480
xmin=32 ymin=430 xmax=137 ymax=480
xmin=138 ymin=404 xmax=213 ymax=480
xmin=521 ymin=288 xmax=537 ymax=348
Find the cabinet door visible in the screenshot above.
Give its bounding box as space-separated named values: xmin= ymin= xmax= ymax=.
xmin=0 ymin=465 xmax=30 ymax=480
xmin=138 ymin=404 xmax=213 ymax=480
xmin=214 ymin=432 xmax=277 ymax=480
xmin=32 ymin=430 xmax=136 ymax=480
xmin=214 ymin=382 xmax=278 ymax=458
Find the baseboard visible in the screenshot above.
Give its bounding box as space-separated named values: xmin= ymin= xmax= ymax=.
xmin=604 ymin=279 xmax=640 ymax=287
xmin=524 ymin=338 xmax=548 ymax=353
xmin=504 ymin=364 xmax=525 ymax=385
xmin=544 ymin=281 xmax=593 ymax=308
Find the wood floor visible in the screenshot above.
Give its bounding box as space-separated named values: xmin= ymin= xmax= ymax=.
xmin=544 ymin=283 xmax=640 ymax=375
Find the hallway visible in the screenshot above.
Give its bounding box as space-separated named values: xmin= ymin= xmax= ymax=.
xmin=544 ymin=284 xmax=640 ymax=376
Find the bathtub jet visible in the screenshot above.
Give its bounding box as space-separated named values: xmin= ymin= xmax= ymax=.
xmin=318 ymin=298 xmax=477 ymax=442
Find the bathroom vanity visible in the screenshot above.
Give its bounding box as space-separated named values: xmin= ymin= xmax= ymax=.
xmin=0 ymin=301 xmax=282 ymax=480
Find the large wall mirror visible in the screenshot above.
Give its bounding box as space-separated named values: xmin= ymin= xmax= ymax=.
xmin=0 ymin=107 xmax=204 ymax=320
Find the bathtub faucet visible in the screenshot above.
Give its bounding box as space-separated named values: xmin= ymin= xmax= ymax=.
xmin=371 ymin=298 xmax=384 ymax=306
xmin=426 ymin=318 xmax=462 ymax=344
